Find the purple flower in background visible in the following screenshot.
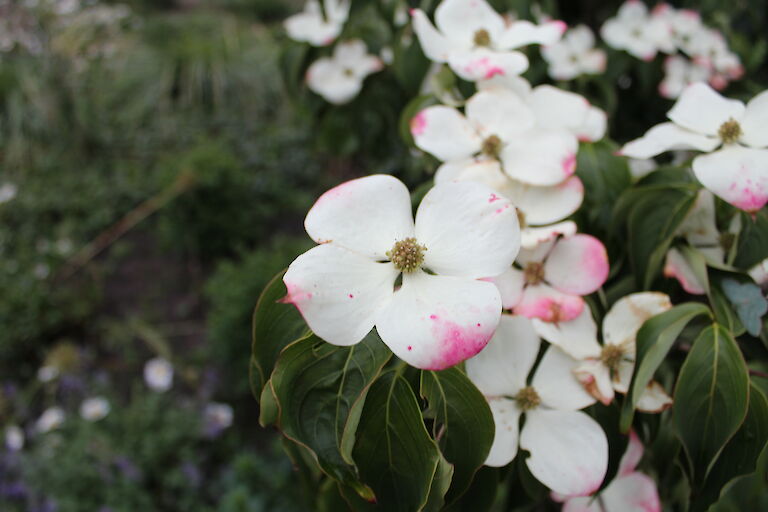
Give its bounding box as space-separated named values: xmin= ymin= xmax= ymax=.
xmin=181 ymin=462 xmax=202 ymax=488
xmin=113 ymin=456 xmax=142 ymax=482
xmin=202 ymin=402 xmax=233 ymax=438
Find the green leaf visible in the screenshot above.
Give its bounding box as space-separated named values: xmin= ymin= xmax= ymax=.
xmin=420 ymin=368 xmax=494 ymax=503
xmin=250 ymin=270 xmax=309 ymax=396
xmin=734 ymin=210 xmax=768 ymax=269
xmin=270 ymin=332 xmax=392 ymax=490
xmin=258 ymin=379 xmax=279 ymax=427
xmin=443 ymin=467 xmax=500 ymax=512
xmin=621 ymin=302 xmax=712 ymax=431
xmin=421 ymin=453 xmax=455 ymax=512
xmin=721 ymin=278 xmax=768 ymax=337
xmin=353 ymin=370 xmax=443 ymax=511
xmin=673 ymin=324 xmax=750 ymax=484
xmin=678 ymin=244 xmax=710 ymax=295
xmin=691 ymin=384 xmax=768 ymax=511
xmin=575 ymin=139 xmax=631 ymax=232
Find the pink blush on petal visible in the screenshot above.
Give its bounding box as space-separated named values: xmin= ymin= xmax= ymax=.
xmin=425 ymin=318 xmax=495 ymax=370
xmin=580 ymin=236 xmax=610 ymax=292
xmin=280 ymin=282 xmax=313 ymax=312
xmin=410 ymin=111 xmax=428 ymax=136
xmin=561 ymin=153 xmax=577 ymax=177
xmin=514 ymin=293 xmax=583 ymax=323
xmin=483 ymin=66 xmax=505 ymax=79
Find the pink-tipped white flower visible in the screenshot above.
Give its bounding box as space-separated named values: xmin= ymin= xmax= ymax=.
xmin=144 ymin=357 xmax=173 ymax=392
xmin=601 ymin=1 xmax=674 ymax=61
xmin=621 ymin=82 xmax=768 ymax=212
xmin=659 ymin=55 xmax=711 ymax=99
xmin=284 ymin=0 xmax=350 ymax=47
xmin=554 ymin=430 xmax=661 ymax=511
xmin=410 ymin=0 xmax=565 ymax=81
xmin=283 ymin=175 xmax=521 ymax=370
xmin=541 ymin=25 xmax=606 ymax=80
xmin=306 ymin=39 xmax=383 ymax=104
xmin=80 ymin=396 xmax=110 ymax=422
xmin=533 ymin=292 xmax=673 ymax=411
xmin=489 ymin=234 xmax=609 ymax=323
xmin=466 ymin=315 xmax=608 ymax=496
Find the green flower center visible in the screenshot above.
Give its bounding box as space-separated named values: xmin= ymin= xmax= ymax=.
xmin=387 ymin=237 xmax=426 ymax=273
xmin=523 ymin=262 xmax=545 ymax=286
xmin=600 ymin=345 xmax=625 ymax=372
xmin=718 ymin=118 xmax=742 ymax=144
xmin=474 ymin=29 xmax=491 ymax=47
xmin=482 ymin=135 xmax=502 ymax=159
xmin=514 ymin=386 xmax=541 ymax=411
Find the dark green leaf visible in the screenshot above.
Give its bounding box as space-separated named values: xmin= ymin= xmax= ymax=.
xmin=734 ymin=210 xmax=768 ymax=269
xmin=721 ymin=278 xmax=768 ymax=336
xmin=673 ymin=324 xmax=750 ymax=484
xmin=353 ymin=370 xmax=443 ymax=511
xmin=443 ymin=467 xmax=500 ymax=512
xmin=621 ymin=303 xmax=711 ymax=431
xmin=258 ymin=378 xmax=279 ymax=427
xmin=420 ymin=368 xmax=494 ymax=503
xmin=575 ymin=140 xmax=632 ymax=232
xmin=421 ymin=453 xmax=455 ymax=512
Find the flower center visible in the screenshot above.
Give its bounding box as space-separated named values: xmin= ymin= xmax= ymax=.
xmin=514 ymin=386 xmax=541 ymax=411
xmin=343 ymin=68 xmax=355 ymax=77
xmin=474 ymin=29 xmax=491 ymax=47
xmin=482 ymin=135 xmax=502 ymax=159
xmin=523 ymin=262 xmax=545 ymax=285
xmin=718 ymin=118 xmax=742 ymax=144
xmin=387 ymin=237 xmax=426 ymax=273
xmin=600 ymin=345 xmax=625 ymax=372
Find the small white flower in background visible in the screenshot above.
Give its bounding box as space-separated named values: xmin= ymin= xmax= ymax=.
xmin=541 ymin=25 xmax=606 ymax=80
xmin=36 ymin=407 xmax=65 ymax=434
xmin=749 ymin=259 xmax=768 ymax=289
xmin=80 ymin=397 xmax=110 ymax=421
xmin=306 ymin=39 xmax=383 ymax=105
xmin=620 ymin=82 xmax=768 ymax=213
xmin=144 ymin=357 xmax=173 ymax=392
xmin=651 ymin=4 xmax=702 ymax=55
xmin=533 ymin=292 xmax=673 ymax=411
xmin=5 ymin=425 xmax=25 ymax=451
xmin=659 ymin=55 xmax=711 ymax=99
xmin=283 ymin=174 xmax=520 ymax=370
xmin=284 ymin=0 xmax=350 ymax=47
xmin=203 ymin=402 xmax=234 ymax=436
xmin=553 ymin=430 xmax=662 ymax=511
xmin=411 ymin=0 xmax=565 ymax=81
xmin=601 ymin=0 xmax=673 ymax=61
xmin=466 ymin=315 xmax=608 ymax=496
xmin=33 ymin=263 xmax=50 ymax=280
xmin=489 ymin=234 xmax=609 ymax=323
xmin=37 ymin=365 xmax=60 ymax=383
xmin=689 ymin=29 xmax=743 ymax=88
xmin=0 ymin=183 xmax=17 ymax=204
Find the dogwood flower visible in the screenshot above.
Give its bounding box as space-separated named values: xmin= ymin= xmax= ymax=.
xmin=306 ymin=39 xmax=383 ymax=104
xmin=80 ymin=397 xmax=110 ymax=421
xmin=620 ymin=82 xmax=768 ymax=212
xmin=651 ymin=4 xmax=701 ymax=56
xmin=36 ymin=407 xmax=65 ymax=433
xmin=533 ymin=292 xmax=673 ymax=411
xmin=283 ymin=174 xmax=520 ymax=370
xmin=601 ymin=1 xmax=673 ymax=61
xmin=541 ymin=25 xmax=606 ymax=80
xmin=410 ymin=0 xmax=565 ymax=81
xmin=4 ymin=425 xmax=24 ymax=451
xmin=659 ymin=56 xmax=711 ymax=99
xmin=489 ymin=234 xmax=609 ymax=323
xmin=466 ymin=315 xmax=608 ymax=496
xmin=688 ymin=29 xmax=743 ymax=87
xmin=554 ymin=430 xmax=661 ymax=511
xmin=284 ymin=0 xmax=350 ymax=47
xmin=144 ymin=357 xmax=173 ymax=392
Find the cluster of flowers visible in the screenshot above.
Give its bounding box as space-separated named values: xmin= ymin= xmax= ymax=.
xmin=602 ymin=1 xmax=743 ymax=98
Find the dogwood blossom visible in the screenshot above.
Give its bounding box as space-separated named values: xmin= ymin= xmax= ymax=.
xmin=554 ymin=430 xmax=661 ymax=512
xmin=410 ymin=0 xmax=565 ymax=81
xmin=284 ymin=0 xmax=349 ymax=47
xmin=80 ymin=396 xmax=110 ymax=421
xmin=488 ymin=234 xmax=609 ymax=323
xmin=36 ymin=407 xmax=65 ymax=433
xmin=306 ymin=39 xmax=383 ymax=104
xmin=601 ymin=1 xmax=673 ymax=61
xmin=533 ymin=292 xmax=673 ymax=411
xmin=541 ymin=25 xmax=606 ymax=80
xmin=620 ymin=82 xmax=768 ymax=212
xmin=283 ymin=174 xmax=520 ymax=370
xmin=659 ymin=55 xmax=711 ymax=99
xmin=144 ymin=357 xmax=173 ymax=392
xmin=466 ymin=315 xmax=608 ymax=496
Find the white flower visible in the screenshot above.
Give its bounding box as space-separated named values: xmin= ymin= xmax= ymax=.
xmin=411 ymin=0 xmax=565 ymax=81
xmin=0 ymin=183 xmax=17 ymax=204
xmin=628 ymin=157 xmax=657 ymax=179
xmin=601 ymin=0 xmax=674 ymax=61
xmin=659 ymin=55 xmax=711 ymax=99
xmin=283 ymin=174 xmax=521 ymax=370
xmin=620 ymin=82 xmax=768 ymax=213
xmin=80 ymin=397 xmax=110 ymax=421
xmin=36 ymin=407 xmax=65 ymax=433
xmin=541 ymin=25 xmax=606 ymax=80
xmin=306 ymin=40 xmax=383 ymax=104
xmin=688 ymin=28 xmax=743 ymax=86
xmin=37 ymin=365 xmax=60 ymax=383
xmin=284 ymin=0 xmax=350 ymax=47
xmin=5 ymin=425 xmax=24 ymax=451
xmin=533 ymin=292 xmax=673 ymax=411
xmin=749 ymin=259 xmax=768 ymax=289
xmin=651 ymin=4 xmax=702 ymax=55
xmin=554 ymin=431 xmax=661 ymax=510
xmin=204 ymin=403 xmax=233 ymax=430
xmin=144 ymin=357 xmax=173 ymax=392
xmin=466 ymin=315 xmax=608 ymax=496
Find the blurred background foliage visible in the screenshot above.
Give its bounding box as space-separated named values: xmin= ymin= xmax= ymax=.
xmin=0 ymin=0 xmax=766 ymax=510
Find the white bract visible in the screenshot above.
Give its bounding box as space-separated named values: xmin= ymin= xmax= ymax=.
xmin=306 ymin=39 xmax=383 ymax=104
xmin=36 ymin=407 xmax=65 ymax=433
xmin=620 ymin=82 xmax=768 ymax=213
xmin=80 ymin=396 xmax=110 ymax=421
xmin=144 ymin=357 xmax=174 ymax=392
xmin=284 ymin=0 xmax=350 ymax=47
xmin=601 ymin=0 xmax=673 ymax=61
xmin=659 ymin=55 xmax=711 ymax=99
xmin=749 ymin=259 xmax=768 ymax=289
xmin=533 ymin=292 xmax=673 ymax=411
xmin=466 ymin=315 xmax=608 ymax=496
xmin=283 ymin=174 xmax=521 ymax=370
xmin=555 ymin=431 xmax=661 ymax=511
xmin=489 ymin=234 xmax=609 ymax=323
xmin=541 ymin=25 xmax=606 ymax=80
xmin=411 ymin=0 xmax=565 ymax=81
